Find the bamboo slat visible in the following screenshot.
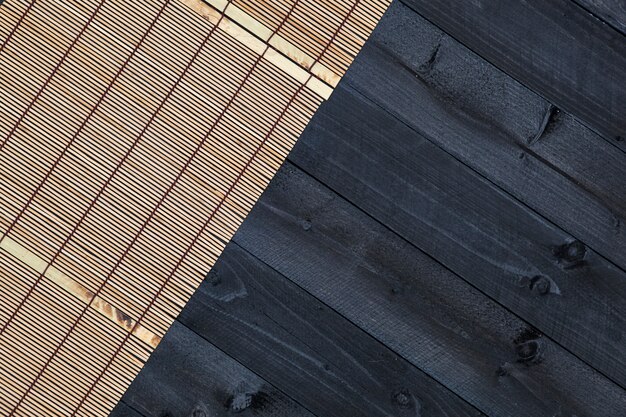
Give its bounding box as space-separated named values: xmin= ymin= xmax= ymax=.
xmin=0 ymin=0 xmax=390 ymax=415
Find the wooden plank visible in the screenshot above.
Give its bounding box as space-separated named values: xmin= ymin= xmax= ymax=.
xmin=341 ymin=1 xmax=626 ymax=273
xmin=233 ymin=163 xmax=626 ymax=417
xmin=287 ymin=83 xmax=626 ymax=389
xmin=573 ymin=0 xmax=626 ymax=35
xmin=399 ymin=0 xmax=626 ymax=151
xmin=179 ymin=242 xmax=484 ymax=417
xmin=120 ymin=321 xmax=315 ymax=417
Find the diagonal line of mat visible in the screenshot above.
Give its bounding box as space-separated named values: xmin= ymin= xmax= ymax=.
xmin=0 ymin=0 xmax=390 ymax=415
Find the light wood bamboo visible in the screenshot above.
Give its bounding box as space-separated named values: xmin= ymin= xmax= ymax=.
xmin=0 ymin=0 xmax=390 ymax=415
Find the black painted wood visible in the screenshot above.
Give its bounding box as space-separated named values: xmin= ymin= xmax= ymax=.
xmin=179 ymin=242 xmax=483 ymax=417
xmin=234 ymin=163 xmax=626 ymax=417
xmin=347 ymin=1 xmax=626 ymax=273
xmin=573 ymin=0 xmax=626 ymax=35
xmin=287 ymin=82 xmax=626 ymax=389
xmin=399 ymin=0 xmax=626 ymax=150
xmin=120 ymin=321 xmax=315 ymax=417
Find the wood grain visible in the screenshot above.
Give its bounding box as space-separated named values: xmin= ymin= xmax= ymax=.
xmin=233 ymin=163 xmax=626 ymax=417
xmin=400 ymin=0 xmax=626 ymax=151
xmin=343 ymin=1 xmax=626 ymax=273
xmin=287 ymin=83 xmax=626 ymax=389
xmin=180 ymin=242 xmax=484 ymax=417
xmin=573 ymin=0 xmax=626 ymax=35
xmin=120 ymin=321 xmax=315 ymax=417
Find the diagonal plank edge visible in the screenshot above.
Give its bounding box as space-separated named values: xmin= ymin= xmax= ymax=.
xmin=399 ymin=0 xmax=626 ymax=153
xmin=178 ymin=241 xmax=485 ymax=417
xmin=234 ymin=162 xmax=626 ymax=417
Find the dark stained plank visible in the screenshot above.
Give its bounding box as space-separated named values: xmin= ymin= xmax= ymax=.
xmin=120 ymin=321 xmax=315 ymax=417
xmin=399 ymin=0 xmax=626 ymax=150
xmin=287 ymin=83 xmax=626 ymax=389
xmin=233 ymin=163 xmax=626 ymax=417
xmin=342 ymin=1 xmax=626 ymax=273
xmin=573 ymin=0 xmax=626 ymax=35
xmin=109 ymin=402 xmax=144 ymax=417
xmin=179 ymin=242 xmax=483 ymax=417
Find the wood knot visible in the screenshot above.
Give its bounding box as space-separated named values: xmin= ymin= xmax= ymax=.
xmin=392 ymin=388 xmax=419 ymax=412
xmin=513 ymin=327 xmax=543 ymax=364
xmin=529 ymin=104 xmax=560 ymax=145
xmin=515 ymin=340 xmax=543 ymax=363
xmin=395 ymin=392 xmax=410 ymax=407
xmin=225 ymin=386 xmax=270 ymax=413
xmin=189 ymin=403 xmax=209 ymax=417
xmin=301 ymin=219 xmax=312 ymax=231
xmin=496 ymin=363 xmax=511 ymax=377
xmin=226 ymin=392 xmax=252 ymax=413
xmin=529 ymin=275 xmax=551 ymax=295
xmin=206 ymin=270 xmax=222 ymax=286
xmin=553 ymin=240 xmax=586 ymax=267
xmin=520 ymin=275 xmax=560 ymax=296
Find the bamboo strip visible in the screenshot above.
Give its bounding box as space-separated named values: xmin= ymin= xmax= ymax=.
xmin=0 ymin=236 xmax=160 ymax=348
xmin=0 ymin=0 xmax=390 ymax=415
xmin=179 ymin=0 xmax=336 ymax=95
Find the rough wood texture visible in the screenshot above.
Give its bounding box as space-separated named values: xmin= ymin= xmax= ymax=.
xmin=574 ymin=0 xmax=626 ymax=34
xmin=120 ymin=321 xmax=314 ymax=417
xmin=179 ymin=242 xmax=483 ymax=417
xmin=400 ymin=0 xmax=626 ymax=150
xmin=288 ymin=83 xmax=626 ymax=389
xmin=344 ymin=1 xmax=626 ymax=274
xmin=233 ymin=164 xmax=626 ymax=417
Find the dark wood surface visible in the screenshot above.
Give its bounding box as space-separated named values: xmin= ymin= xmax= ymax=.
xmin=289 ymin=83 xmax=626 ymax=388
xmin=352 ymin=2 xmax=626 ymax=272
xmin=179 ymin=242 xmax=483 ymax=417
xmin=112 ymin=1 xmax=626 ymax=416
xmin=573 ymin=0 xmax=626 ymax=35
xmin=119 ymin=321 xmax=315 ymax=417
xmin=400 ymin=0 xmax=626 ymax=151
xmin=234 ymin=164 xmax=626 ymax=417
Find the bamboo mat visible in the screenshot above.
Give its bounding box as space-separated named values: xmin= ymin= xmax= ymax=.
xmin=0 ymin=0 xmax=390 ymax=415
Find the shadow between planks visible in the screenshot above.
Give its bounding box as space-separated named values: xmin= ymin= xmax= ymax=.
xmin=334 ymin=3 xmax=626 ymax=386
xmin=571 ymin=0 xmax=626 ymax=35
xmin=357 ymin=1 xmax=626 ymax=275
xmin=398 ymin=0 xmax=626 ymax=153
xmin=119 ymin=239 xmax=484 ymax=417
xmin=115 ymin=320 xmax=317 ymax=417
xmin=232 ymin=163 xmax=626 ymax=417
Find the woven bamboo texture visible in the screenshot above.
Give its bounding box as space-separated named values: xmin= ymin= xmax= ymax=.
xmin=0 ymin=0 xmax=390 ymax=415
